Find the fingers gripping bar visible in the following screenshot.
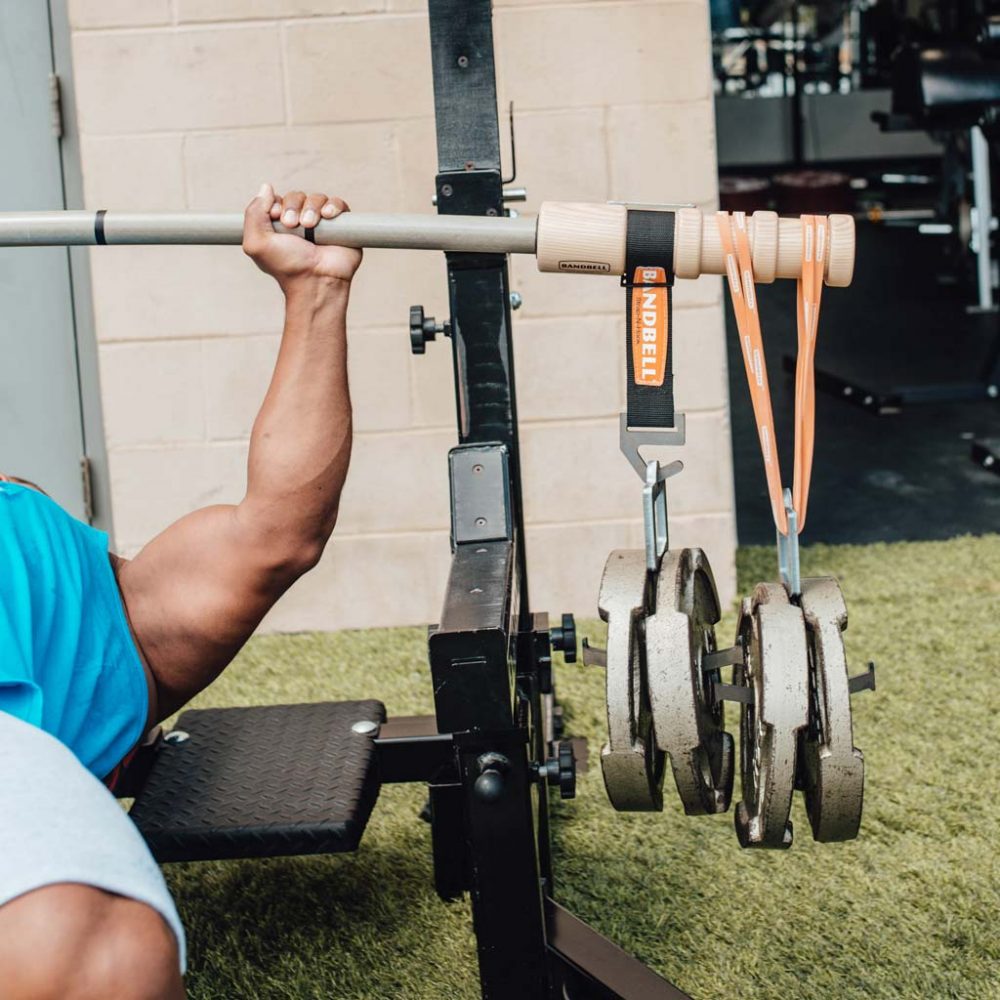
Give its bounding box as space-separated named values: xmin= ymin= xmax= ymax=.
xmin=0 ymin=203 xmax=855 ymax=287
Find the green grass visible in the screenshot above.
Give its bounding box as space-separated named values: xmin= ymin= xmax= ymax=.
xmin=164 ymin=535 xmax=1000 ymax=999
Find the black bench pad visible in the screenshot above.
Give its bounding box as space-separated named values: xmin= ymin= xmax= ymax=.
xmin=129 ymin=701 xmax=385 ymax=862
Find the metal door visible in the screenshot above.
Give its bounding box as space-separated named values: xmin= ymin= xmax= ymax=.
xmin=0 ymin=0 xmax=87 ymax=517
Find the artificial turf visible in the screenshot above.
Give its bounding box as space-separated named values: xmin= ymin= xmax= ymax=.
xmin=163 ymin=535 xmax=1000 ymax=999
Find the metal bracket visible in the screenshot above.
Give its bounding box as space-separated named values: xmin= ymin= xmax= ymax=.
xmin=449 ymin=444 xmax=513 ymax=547
xmin=619 ymin=412 xmax=686 ymax=481
xmin=777 ymin=488 xmax=801 ymax=598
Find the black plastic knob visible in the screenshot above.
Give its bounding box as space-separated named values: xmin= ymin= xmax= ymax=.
xmin=540 ymin=741 xmax=576 ymax=800
xmin=409 ymin=305 xmax=435 ymax=354
xmin=557 ymin=741 xmax=576 ymax=799
xmin=409 ymin=305 xmax=450 ymax=355
xmin=550 ymin=613 xmax=577 ymax=663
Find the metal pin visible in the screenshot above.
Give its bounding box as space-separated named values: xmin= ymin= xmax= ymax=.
xmin=581 ymin=638 xmax=607 ymax=668
xmin=847 ymin=661 xmax=877 ymax=695
xmin=711 ymin=681 xmax=754 ymax=706
xmin=702 ymin=645 xmax=744 ymax=671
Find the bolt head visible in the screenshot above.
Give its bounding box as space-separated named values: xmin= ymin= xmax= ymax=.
xmin=164 ymin=730 xmax=190 ymax=745
xmin=351 ymin=720 xmax=379 ymax=736
xmin=474 ymin=770 xmax=504 ymax=802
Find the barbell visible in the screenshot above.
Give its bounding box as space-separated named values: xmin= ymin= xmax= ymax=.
xmin=0 ymin=203 xmax=856 ymax=286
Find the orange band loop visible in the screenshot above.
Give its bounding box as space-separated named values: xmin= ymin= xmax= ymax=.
xmin=717 ymin=211 xmax=827 ymax=538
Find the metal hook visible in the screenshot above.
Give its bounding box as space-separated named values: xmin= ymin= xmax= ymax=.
xmin=618 ymin=412 xmax=686 ymax=482
xmin=777 ymin=488 xmax=801 ymax=598
xmin=618 ymin=413 xmax=686 ymax=572
xmin=642 ymin=460 xmax=670 ymax=572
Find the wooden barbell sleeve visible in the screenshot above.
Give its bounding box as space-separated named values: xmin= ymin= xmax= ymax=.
xmin=535 ymin=203 xmax=856 ymax=287
xmin=0 ymin=204 xmax=855 ymax=287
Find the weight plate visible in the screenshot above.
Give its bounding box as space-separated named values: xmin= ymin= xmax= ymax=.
xmin=734 ymin=582 xmax=810 ymax=849
xmin=646 ymin=548 xmax=733 ymax=815
xmin=598 ymin=550 xmax=664 ymax=812
xmin=798 ymin=577 xmax=865 ymax=842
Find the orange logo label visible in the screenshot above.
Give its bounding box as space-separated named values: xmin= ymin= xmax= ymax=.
xmin=631 ymin=267 xmax=668 ymax=387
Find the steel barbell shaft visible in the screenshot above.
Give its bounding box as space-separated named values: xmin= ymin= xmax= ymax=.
xmin=0 ymin=203 xmax=856 ymax=287
xmin=0 ymin=210 xmax=538 ymax=255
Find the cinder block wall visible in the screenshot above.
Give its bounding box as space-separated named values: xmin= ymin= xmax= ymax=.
xmin=68 ymin=0 xmax=737 ymax=630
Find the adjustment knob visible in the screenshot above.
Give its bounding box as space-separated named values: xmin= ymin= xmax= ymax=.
xmin=540 ymin=741 xmax=577 ymax=800
xmin=550 ymin=613 xmax=577 ymax=663
xmin=409 ymin=305 xmax=450 ymax=355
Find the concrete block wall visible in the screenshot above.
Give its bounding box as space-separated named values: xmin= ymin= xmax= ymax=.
xmin=68 ymin=0 xmax=737 ymax=631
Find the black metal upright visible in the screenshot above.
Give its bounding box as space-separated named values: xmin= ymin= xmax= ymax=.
xmin=425 ymin=2 xmax=549 ymax=996
xmin=418 ymin=3 xmax=689 ymax=997
xmin=428 ymin=0 xmax=531 ymax=614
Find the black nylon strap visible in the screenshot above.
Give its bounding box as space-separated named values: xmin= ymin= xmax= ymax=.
xmin=94 ymin=210 xmax=107 ymax=246
xmin=623 ymin=209 xmax=675 ymax=429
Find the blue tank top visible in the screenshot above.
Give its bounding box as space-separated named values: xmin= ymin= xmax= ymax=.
xmin=0 ymin=482 xmax=148 ymax=778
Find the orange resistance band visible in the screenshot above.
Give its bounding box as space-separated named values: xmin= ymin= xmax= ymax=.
xmin=718 ymin=211 xmax=788 ymax=535
xmin=717 ymin=211 xmax=827 ymax=537
xmin=793 ymin=215 xmax=825 ymax=532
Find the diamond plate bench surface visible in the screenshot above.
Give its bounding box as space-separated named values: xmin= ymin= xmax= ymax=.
xmin=129 ymin=701 xmax=386 ymax=863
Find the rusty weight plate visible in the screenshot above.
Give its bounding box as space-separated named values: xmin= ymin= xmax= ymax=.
xmin=798 ymin=577 xmax=865 ymax=842
xmin=734 ymin=582 xmax=810 ymax=848
xmin=598 ymin=549 xmax=664 ymax=812
xmin=645 ymin=548 xmax=734 ymax=815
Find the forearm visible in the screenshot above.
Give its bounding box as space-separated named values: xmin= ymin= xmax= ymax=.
xmin=242 ymin=277 xmax=353 ymax=553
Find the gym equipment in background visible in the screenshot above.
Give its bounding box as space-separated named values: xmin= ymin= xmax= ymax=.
xmin=805 ymin=13 xmax=1000 ymax=422
xmin=0 ymin=1 xmax=867 ymax=995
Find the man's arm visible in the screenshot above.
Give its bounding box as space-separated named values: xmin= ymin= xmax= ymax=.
xmin=116 ymin=185 xmax=362 ymax=720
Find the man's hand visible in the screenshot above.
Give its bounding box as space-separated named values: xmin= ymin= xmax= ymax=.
xmin=243 ymin=183 xmax=363 ymax=292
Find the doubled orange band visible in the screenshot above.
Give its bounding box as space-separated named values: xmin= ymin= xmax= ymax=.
xmin=717 ymin=211 xmax=827 ymax=538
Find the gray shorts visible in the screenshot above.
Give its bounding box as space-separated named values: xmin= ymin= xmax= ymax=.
xmin=0 ymin=710 xmax=186 ymax=972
